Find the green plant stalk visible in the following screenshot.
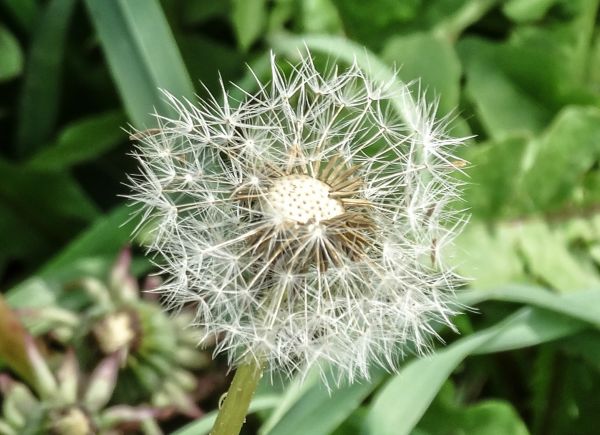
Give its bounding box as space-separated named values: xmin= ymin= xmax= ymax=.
xmin=211 ymin=359 xmax=264 ymax=435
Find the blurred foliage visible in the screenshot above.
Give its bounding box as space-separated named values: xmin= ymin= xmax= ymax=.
xmin=1 ymin=0 xmax=600 ymax=434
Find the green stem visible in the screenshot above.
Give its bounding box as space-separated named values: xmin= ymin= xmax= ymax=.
xmin=211 ymin=359 xmax=264 ymax=435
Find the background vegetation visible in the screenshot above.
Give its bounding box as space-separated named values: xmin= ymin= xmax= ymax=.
xmin=1 ymin=0 xmax=600 ymax=434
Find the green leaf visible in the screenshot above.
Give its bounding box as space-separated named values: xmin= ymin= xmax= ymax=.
xmin=418 ymin=384 xmax=529 ymax=435
xmin=265 ymin=368 xmax=386 ymax=435
xmin=16 ymin=0 xmax=77 ymax=155
xmin=458 ymin=37 xmax=552 ymax=139
xmin=6 ymin=206 xmax=137 ymax=306
xmin=516 ymin=220 xmax=600 ymax=292
xmin=460 ymin=135 xmax=528 ymax=220
xmin=331 ymin=0 xmax=420 ymax=50
xmin=519 ymin=106 xmax=600 ymax=212
xmin=502 ymin=0 xmax=558 ymax=22
xmin=40 ymin=205 xmax=136 ymax=276
xmin=364 ymin=301 xmax=590 ymax=435
xmin=0 ymin=25 xmax=23 ymax=81
xmin=451 ymin=223 xmax=526 ymax=289
xmin=84 ymin=0 xmax=195 ymax=128
xmin=0 ymin=159 xmax=99 ymax=243
xmin=299 ymin=0 xmax=343 ymax=34
xmin=231 ymin=0 xmax=267 ymax=51
xmin=381 ymin=32 xmax=461 ymax=115
xmin=27 ymin=110 xmax=127 ymax=171
xmin=460 ymin=286 xmax=600 ymax=329
xmin=443 ymin=400 xmax=530 ymax=435
xmin=0 ymin=0 xmax=38 ymax=31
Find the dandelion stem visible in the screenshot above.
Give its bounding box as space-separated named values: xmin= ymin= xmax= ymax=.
xmin=211 ymin=359 xmax=264 ymax=435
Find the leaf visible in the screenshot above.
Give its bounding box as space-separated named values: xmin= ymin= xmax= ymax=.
xmin=265 ymin=368 xmax=386 ymax=435
xmin=502 ymin=0 xmax=558 ymax=22
xmin=0 ymin=159 xmax=99 ymax=243
xmin=459 ymin=286 xmax=600 ymax=329
xmin=516 ymin=220 xmax=600 ymax=292
xmin=0 ymin=0 xmax=38 ymax=31
xmin=519 ymin=106 xmax=600 ymax=212
xmin=5 ymin=206 xmax=137 ymax=306
xmin=84 ymin=0 xmax=195 ymax=128
xmin=231 ymin=0 xmax=267 ymax=51
xmin=27 ymin=110 xmax=127 ymax=171
xmin=331 ymin=0 xmax=420 ymax=50
xmin=418 ymin=384 xmax=529 ymax=435
xmin=16 ymin=0 xmax=77 ymax=156
xmin=172 ymin=395 xmax=280 ymax=435
xmin=458 ymin=37 xmax=552 ymax=139
xmin=451 ymin=223 xmax=526 ymax=289
xmin=364 ymin=301 xmax=590 ymax=435
xmin=0 ymin=202 xmax=48 ymax=276
xmin=381 ymin=32 xmax=461 ymax=115
xmin=299 ymin=0 xmax=343 ymax=34
xmin=460 ymin=135 xmax=528 ymax=220
xmin=0 ymin=25 xmax=23 ymax=81
xmin=40 ymin=205 xmax=136 ymax=276
xmin=449 ymin=400 xmax=530 ymax=435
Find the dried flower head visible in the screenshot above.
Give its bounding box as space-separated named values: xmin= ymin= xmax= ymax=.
xmin=127 ymin=52 xmax=467 ymax=384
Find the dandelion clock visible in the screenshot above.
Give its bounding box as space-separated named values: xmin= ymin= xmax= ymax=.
xmin=126 ymin=51 xmax=467 ymax=435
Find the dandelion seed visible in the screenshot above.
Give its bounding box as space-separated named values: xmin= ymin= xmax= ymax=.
xmin=127 ymin=51 xmax=467 ymax=385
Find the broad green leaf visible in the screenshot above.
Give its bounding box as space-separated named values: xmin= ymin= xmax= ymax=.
xmin=16 ymin=0 xmax=76 ymax=155
xmin=516 ymin=220 xmax=600 ymax=292
xmin=460 ymin=135 xmax=528 ymax=220
xmin=418 ymin=384 xmax=529 ymax=435
xmin=84 ymin=0 xmax=195 ymax=128
xmin=231 ymin=0 xmax=267 ymax=51
xmin=519 ymin=106 xmax=600 ymax=212
xmin=381 ymin=32 xmax=461 ymax=115
xmin=300 ymin=0 xmax=343 ymax=34
xmin=458 ymin=37 xmax=552 ymax=139
xmin=364 ymin=302 xmax=590 ymax=435
xmin=331 ymin=0 xmax=420 ymax=50
xmin=0 ymin=25 xmax=23 ymax=81
xmin=502 ymin=0 xmax=558 ymax=22
xmin=450 ymin=223 xmax=526 ymax=289
xmin=449 ymin=401 xmax=530 ymax=435
xmin=0 ymin=0 xmax=38 ymax=31
xmin=172 ymin=395 xmax=280 ymax=435
xmin=27 ymin=110 xmax=126 ymax=171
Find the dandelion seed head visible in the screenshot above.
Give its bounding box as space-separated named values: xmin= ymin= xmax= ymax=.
xmin=127 ymin=51 xmax=468 ymax=385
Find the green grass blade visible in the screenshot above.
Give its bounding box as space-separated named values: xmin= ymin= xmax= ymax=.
xmin=265 ymin=368 xmax=386 ymax=435
xmin=16 ymin=0 xmax=76 ymax=155
xmin=84 ymin=0 xmax=195 ymax=128
xmin=364 ymin=299 xmax=592 ymax=435
xmin=460 ymin=285 xmax=600 ymax=328
xmin=27 ymin=110 xmax=126 ymax=170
